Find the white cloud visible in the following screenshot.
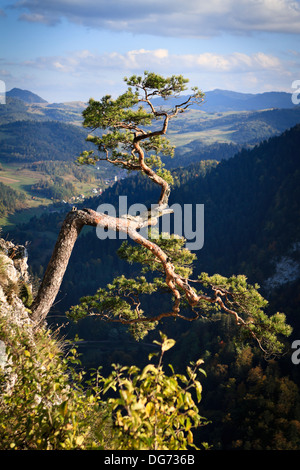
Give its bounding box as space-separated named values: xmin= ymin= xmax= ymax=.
xmin=11 ymin=0 xmax=300 ymax=36
xmin=6 ymin=44 xmax=296 ymax=100
xmin=0 ymin=69 xmax=12 ymax=78
xmin=20 ymin=48 xmax=284 ymax=75
xmin=19 ymin=12 xmax=56 ymax=24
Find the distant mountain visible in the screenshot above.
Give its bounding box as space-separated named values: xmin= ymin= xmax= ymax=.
xmin=7 ymin=88 xmax=48 ymax=104
xmin=4 ymin=87 xmax=295 ymax=112
xmin=154 ymin=89 xmax=295 ymax=112
xmin=202 ymin=89 xmax=294 ymax=111
xmin=168 ymin=105 xmax=300 ymax=167
xmin=0 ymin=95 xmax=85 ymax=127
xmin=1 ymin=87 xmax=299 ymax=207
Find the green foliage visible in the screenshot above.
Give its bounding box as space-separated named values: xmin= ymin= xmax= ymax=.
xmin=0 ymin=317 xmax=206 ymax=450
xmin=123 ymin=72 xmax=204 ymax=108
xmin=94 ymin=332 xmax=207 ymax=450
xmin=67 ymin=232 xmax=197 ymax=340
xmin=19 ymin=282 xmax=33 ymax=308
xmin=124 ymin=72 xmax=190 ymax=98
xmin=0 ymin=328 xmax=99 ymax=450
xmin=67 ymin=231 xmax=291 ymax=355
xmin=0 ymin=181 xmax=26 ymax=217
xmin=118 ymin=230 xmax=196 ymax=278
xmin=105 ymin=276 xmax=159 ymax=326
xmin=31 ymin=176 xmax=77 ymax=200
xmin=67 ymin=275 xmax=158 ymax=341
xmin=77 ymin=72 xmax=203 ymax=186
xmin=196 ymin=273 xmax=292 ymax=357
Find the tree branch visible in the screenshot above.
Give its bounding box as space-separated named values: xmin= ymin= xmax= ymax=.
xmin=30 ymin=204 xmax=247 ymax=329
xmin=31 ymin=207 xmax=173 ymax=326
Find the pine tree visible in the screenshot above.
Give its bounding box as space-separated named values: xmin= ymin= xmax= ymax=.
xmin=30 ymin=72 xmax=291 ymax=357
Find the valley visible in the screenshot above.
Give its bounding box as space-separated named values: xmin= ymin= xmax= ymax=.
xmin=0 ymin=159 xmax=113 ymax=227
xmin=0 ymin=87 xmax=299 ymax=230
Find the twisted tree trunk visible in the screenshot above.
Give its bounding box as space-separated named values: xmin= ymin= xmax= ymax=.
xmin=31 ymin=208 xmax=131 ymax=325
xmin=30 ymin=206 xmax=171 ymax=326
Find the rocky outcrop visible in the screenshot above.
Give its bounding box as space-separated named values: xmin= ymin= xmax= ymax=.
xmin=264 ymin=242 xmax=300 ymax=292
xmin=0 ymin=237 xmax=33 ymax=368
xmin=0 ymin=238 xmax=29 ymax=282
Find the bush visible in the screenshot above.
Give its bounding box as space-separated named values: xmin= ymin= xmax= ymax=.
xmin=94 ymin=332 xmax=208 ymax=450
xmin=0 ymin=328 xmax=98 ymax=450
xmin=0 ymin=325 xmax=207 ymax=450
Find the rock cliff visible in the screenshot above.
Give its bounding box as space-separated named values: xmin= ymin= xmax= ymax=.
xmin=0 ymin=237 xmax=34 ymax=368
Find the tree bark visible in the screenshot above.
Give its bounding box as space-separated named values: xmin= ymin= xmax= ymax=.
xmin=31 ymin=208 xmax=140 ymax=325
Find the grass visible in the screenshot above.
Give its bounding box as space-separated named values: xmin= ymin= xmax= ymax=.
xmin=168 ymin=128 xmax=235 ymax=147
xmin=0 ymin=163 xmax=47 ymax=193
xmin=0 ymin=205 xmax=51 ymax=229
xmin=166 ymin=109 xmax=250 ymax=148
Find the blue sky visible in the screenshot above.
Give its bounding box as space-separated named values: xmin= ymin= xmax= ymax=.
xmin=0 ymin=0 xmax=300 ymax=102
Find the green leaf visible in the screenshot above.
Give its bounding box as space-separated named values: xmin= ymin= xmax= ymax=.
xmin=58 ymin=400 xmax=68 ymax=418
xmin=161 ymin=338 xmax=176 ymax=352
xmin=195 ymin=381 xmax=202 ymax=402
xmin=148 ymin=352 xmax=159 ymax=361
xmin=140 ymin=364 xmax=158 ymax=380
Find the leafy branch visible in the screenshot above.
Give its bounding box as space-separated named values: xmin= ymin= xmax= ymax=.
xmin=96 ymin=332 xmax=207 ymax=450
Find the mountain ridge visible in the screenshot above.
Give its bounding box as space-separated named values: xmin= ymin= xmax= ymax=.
xmin=1 ymin=90 xmax=299 ymax=172
xmin=153 ymin=88 xmax=295 ymax=112
xmin=202 ymin=89 xmax=294 ymax=111
xmin=7 ymin=88 xmax=48 ymax=104
xmin=6 ymin=87 xmax=295 ymax=112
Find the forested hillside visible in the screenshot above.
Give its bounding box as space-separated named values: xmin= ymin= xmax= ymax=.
xmin=0 ymin=181 xmax=26 ymax=217
xmin=1 ymin=91 xmax=300 ymax=171
xmin=168 ymin=106 xmax=300 ymax=167
xmin=173 ymin=124 xmax=300 ymax=285
xmin=0 ymin=121 xmax=94 ymax=162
